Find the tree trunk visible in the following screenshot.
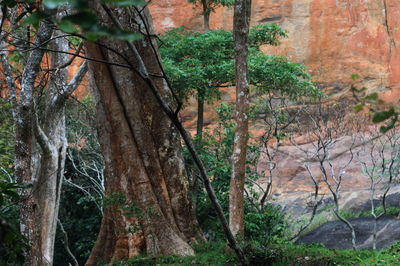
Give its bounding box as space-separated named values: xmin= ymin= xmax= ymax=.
xmin=85 ymin=5 xmax=202 ymax=265
xmin=229 ymin=0 xmax=252 ymax=237
xmin=198 ymin=0 xmax=210 ymax=140
xmin=196 ymin=92 xmax=205 ymax=141
xmin=1 ymin=12 xmax=87 ymax=263
xmin=12 ymin=19 xmax=58 ymax=266
xmin=201 ymin=0 xmax=210 ymax=32
xmin=29 ymin=29 xmax=70 ymax=266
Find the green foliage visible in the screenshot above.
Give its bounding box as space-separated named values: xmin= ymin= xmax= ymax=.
xmin=0 ymin=182 xmax=27 ymax=266
xmin=249 ymin=24 xmax=287 ymax=46
xmin=351 ymin=76 xmax=399 ymax=133
xmin=244 ymin=204 xmax=287 ymax=245
xmin=372 ymin=108 xmax=396 ymax=123
xmin=187 ymin=0 xmax=234 ymax=15
xmin=249 ymin=53 xmax=320 ymax=98
xmin=160 ymin=25 xmax=317 ymax=107
xmin=54 ymin=182 xmax=102 ymax=265
xmin=187 ymin=104 xmax=235 ymax=240
xmin=110 ymin=241 xmax=400 ymax=265
xmin=0 ymin=100 xmax=14 ymax=181
xmin=11 ymin=0 xmax=143 ymax=41
xmin=340 ymin=206 xmax=400 ymax=220
xmin=184 ymin=103 xmax=287 ymax=244
xmin=0 ymin=80 xmax=24 ymax=266
xmin=160 ymin=27 xmax=234 ymax=103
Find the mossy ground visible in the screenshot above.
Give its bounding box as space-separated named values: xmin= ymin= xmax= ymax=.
xmin=110 ymin=241 xmax=400 ymax=266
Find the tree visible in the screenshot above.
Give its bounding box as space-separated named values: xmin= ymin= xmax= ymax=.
xmin=229 ymin=0 xmax=252 ymax=237
xmin=187 ymin=0 xmax=233 ymax=138
xmin=160 ymin=24 xmax=286 ymax=141
xmin=1 ymin=1 xmax=248 ymax=264
xmin=160 ymin=28 xmax=234 ymax=141
xmin=188 ymin=0 xmax=234 ymax=32
xmin=0 ymin=4 xmax=87 ymax=264
xmin=83 ymin=4 xmax=204 ymax=264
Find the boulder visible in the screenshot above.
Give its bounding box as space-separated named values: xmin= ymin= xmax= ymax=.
xmin=296 ymin=215 xmax=400 ymax=250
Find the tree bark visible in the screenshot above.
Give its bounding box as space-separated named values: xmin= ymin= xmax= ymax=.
xmin=84 ymin=5 xmax=202 ymax=265
xmin=12 ymin=19 xmax=57 ymax=266
xmin=229 ymin=0 xmax=251 ymax=237
xmin=201 ymin=0 xmax=210 ymax=32
xmin=197 ymin=0 xmax=210 ymax=140
xmin=1 ymin=10 xmax=87 ymax=263
xmin=196 ymin=92 xmax=205 ymax=141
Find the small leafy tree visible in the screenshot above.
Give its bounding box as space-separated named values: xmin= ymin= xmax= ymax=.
xmin=160 ymin=28 xmax=234 ymax=140
xmin=188 ymin=0 xmax=234 ymax=31
xmin=159 ymin=24 xmax=287 ymax=140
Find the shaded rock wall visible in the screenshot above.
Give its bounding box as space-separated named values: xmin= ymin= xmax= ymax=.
xmin=149 ymin=0 xmax=400 ymax=102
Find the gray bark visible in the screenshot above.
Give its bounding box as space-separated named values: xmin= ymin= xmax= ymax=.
xmin=229 ymin=0 xmax=252 ymax=237
xmin=1 ymin=13 xmax=87 ymax=264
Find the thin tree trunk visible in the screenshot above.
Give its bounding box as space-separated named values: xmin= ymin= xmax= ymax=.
xmin=196 ymin=93 xmax=205 ymax=141
xmin=197 ymin=0 xmax=209 ymax=140
xmin=201 ymin=0 xmax=210 ymax=32
xmin=84 ymin=5 xmax=202 ymax=265
xmin=229 ymin=0 xmax=251 ymax=237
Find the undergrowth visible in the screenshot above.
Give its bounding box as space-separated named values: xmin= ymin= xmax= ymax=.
xmin=110 ymin=241 xmax=400 ymax=266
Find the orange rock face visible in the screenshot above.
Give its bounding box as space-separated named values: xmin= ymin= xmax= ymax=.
xmin=149 ymin=0 xmax=400 ymax=102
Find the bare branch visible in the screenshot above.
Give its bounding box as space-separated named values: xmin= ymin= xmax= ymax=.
xmin=65 ymin=60 xmax=88 ymax=96
xmin=57 ymin=219 xmax=79 ymax=266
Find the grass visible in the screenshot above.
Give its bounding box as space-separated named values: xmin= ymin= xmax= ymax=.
xmin=110 ymin=241 xmax=400 ymax=266
xmin=340 ymin=206 xmax=400 ymax=220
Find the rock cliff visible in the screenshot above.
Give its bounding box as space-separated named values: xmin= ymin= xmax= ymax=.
xmin=149 ymin=0 xmax=400 ymax=102
xmin=149 ymin=2 xmax=400 ymax=238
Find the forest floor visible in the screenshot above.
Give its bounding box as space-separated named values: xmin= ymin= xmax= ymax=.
xmin=109 ymin=241 xmax=400 ymax=265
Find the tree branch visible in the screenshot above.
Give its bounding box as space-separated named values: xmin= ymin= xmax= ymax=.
xmin=0 ymin=40 xmax=18 ymax=118
xmin=57 ymin=219 xmax=79 ymax=266
xmin=65 ymin=60 xmax=88 ymax=96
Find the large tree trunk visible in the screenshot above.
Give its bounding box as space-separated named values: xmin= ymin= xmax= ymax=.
xmin=85 ymin=5 xmax=202 ymax=265
xmin=229 ymin=0 xmax=252 ymax=237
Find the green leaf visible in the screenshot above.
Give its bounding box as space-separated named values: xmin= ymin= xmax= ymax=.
xmin=87 ymin=25 xmax=142 ymax=41
xmin=351 ymin=73 xmax=360 ymax=81
xmin=62 ymin=11 xmax=98 ymax=30
xmin=57 ymin=20 xmax=79 ymax=33
xmin=102 ymin=0 xmax=146 ymax=6
xmin=22 ymin=11 xmax=48 ymax=29
xmin=380 ymin=116 xmax=398 ymax=133
xmin=1 ymin=0 xmax=17 ymax=8
xmin=353 ymin=104 xmax=364 ymax=112
xmin=372 ymin=108 xmax=396 ymax=123
xmin=363 ymin=92 xmax=379 ymax=101
xmin=43 ymin=0 xmax=67 ymax=9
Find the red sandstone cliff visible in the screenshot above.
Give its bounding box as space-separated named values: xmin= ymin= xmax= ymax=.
xmin=149 ymin=0 xmax=400 ymax=102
